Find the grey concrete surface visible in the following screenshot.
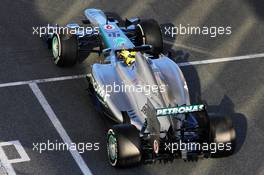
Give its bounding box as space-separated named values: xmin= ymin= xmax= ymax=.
xmin=0 ymin=0 xmax=263 ymax=175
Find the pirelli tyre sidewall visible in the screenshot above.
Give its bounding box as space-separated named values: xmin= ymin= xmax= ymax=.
xmin=51 ymin=33 xmax=78 ymax=67
xmin=107 ymin=124 xmax=141 ymax=167
xmin=52 ymin=33 xmax=61 ymax=60
xmin=107 ymin=129 xmax=118 ymax=166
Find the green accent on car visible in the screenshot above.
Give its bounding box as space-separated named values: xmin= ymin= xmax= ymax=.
xmin=113 ymin=37 xmax=127 ymax=47
xmin=99 ymin=27 xmax=112 ymax=48
xmin=52 ymin=36 xmax=59 ymax=58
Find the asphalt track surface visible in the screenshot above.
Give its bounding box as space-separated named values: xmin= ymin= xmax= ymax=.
xmin=0 ymin=0 xmax=263 ymax=175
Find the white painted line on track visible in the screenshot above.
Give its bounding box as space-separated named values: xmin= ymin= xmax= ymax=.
xmin=164 ymin=40 xmax=215 ymax=56
xmin=178 ymin=53 xmax=264 ymax=66
xmin=0 ymin=140 xmax=30 ymax=175
xmin=29 ymin=83 xmax=92 ymax=175
xmin=0 ymin=53 xmax=263 ymax=88
xmin=0 ymin=74 xmax=86 ymax=88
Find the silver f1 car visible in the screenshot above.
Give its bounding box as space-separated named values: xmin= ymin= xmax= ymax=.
xmin=45 ymin=8 xmax=236 ymax=167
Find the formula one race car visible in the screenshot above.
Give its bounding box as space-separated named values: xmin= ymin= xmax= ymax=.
xmin=45 ymin=9 xmax=236 ymax=167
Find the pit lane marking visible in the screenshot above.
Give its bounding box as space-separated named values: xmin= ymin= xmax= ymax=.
xmin=29 ymin=83 xmax=92 ymax=175
xmin=0 ymin=53 xmax=263 ymax=88
xmin=0 ymin=140 xmax=30 ymax=175
xmin=0 ymin=75 xmax=86 ymax=88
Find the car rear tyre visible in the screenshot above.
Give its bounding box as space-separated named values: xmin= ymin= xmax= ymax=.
xmin=52 ymin=33 xmax=78 ymax=67
xmin=209 ymin=115 xmax=236 ymax=157
xmin=136 ymin=19 xmax=163 ymax=56
xmin=107 ymin=124 xmax=141 ymax=167
xmin=193 ymin=111 xmax=210 ymax=143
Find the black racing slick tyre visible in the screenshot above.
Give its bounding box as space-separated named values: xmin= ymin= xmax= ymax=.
xmin=209 ymin=115 xmax=236 ymax=158
xmin=136 ymin=19 xmax=163 ymax=56
xmin=107 ymin=124 xmax=141 ymax=167
xmin=51 ymin=33 xmax=78 ymax=67
xmin=192 ymin=111 xmax=210 ymax=143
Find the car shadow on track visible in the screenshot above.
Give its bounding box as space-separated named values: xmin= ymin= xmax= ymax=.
xmin=166 ymin=44 xmax=247 ymax=156
xmin=207 ymin=95 xmax=247 ymax=155
xmin=244 ymin=0 xmax=264 ymax=21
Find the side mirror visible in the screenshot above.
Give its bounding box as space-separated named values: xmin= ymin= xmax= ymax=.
xmin=102 ymin=48 xmax=111 ymax=57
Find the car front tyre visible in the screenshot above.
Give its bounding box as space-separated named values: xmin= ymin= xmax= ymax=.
xmin=51 ymin=33 xmax=78 ymax=67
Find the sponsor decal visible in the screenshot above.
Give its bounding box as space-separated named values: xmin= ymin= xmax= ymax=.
xmin=113 ymin=37 xmax=127 ymax=47
xmin=104 ymin=24 xmax=115 ymax=30
xmin=156 ymin=104 xmax=205 ymax=116
xmin=108 ymin=31 xmax=121 ymax=37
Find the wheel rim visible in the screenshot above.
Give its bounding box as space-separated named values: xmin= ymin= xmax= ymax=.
xmin=52 ymin=36 xmax=60 ymax=58
xmin=107 ymin=131 xmax=117 ymax=165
